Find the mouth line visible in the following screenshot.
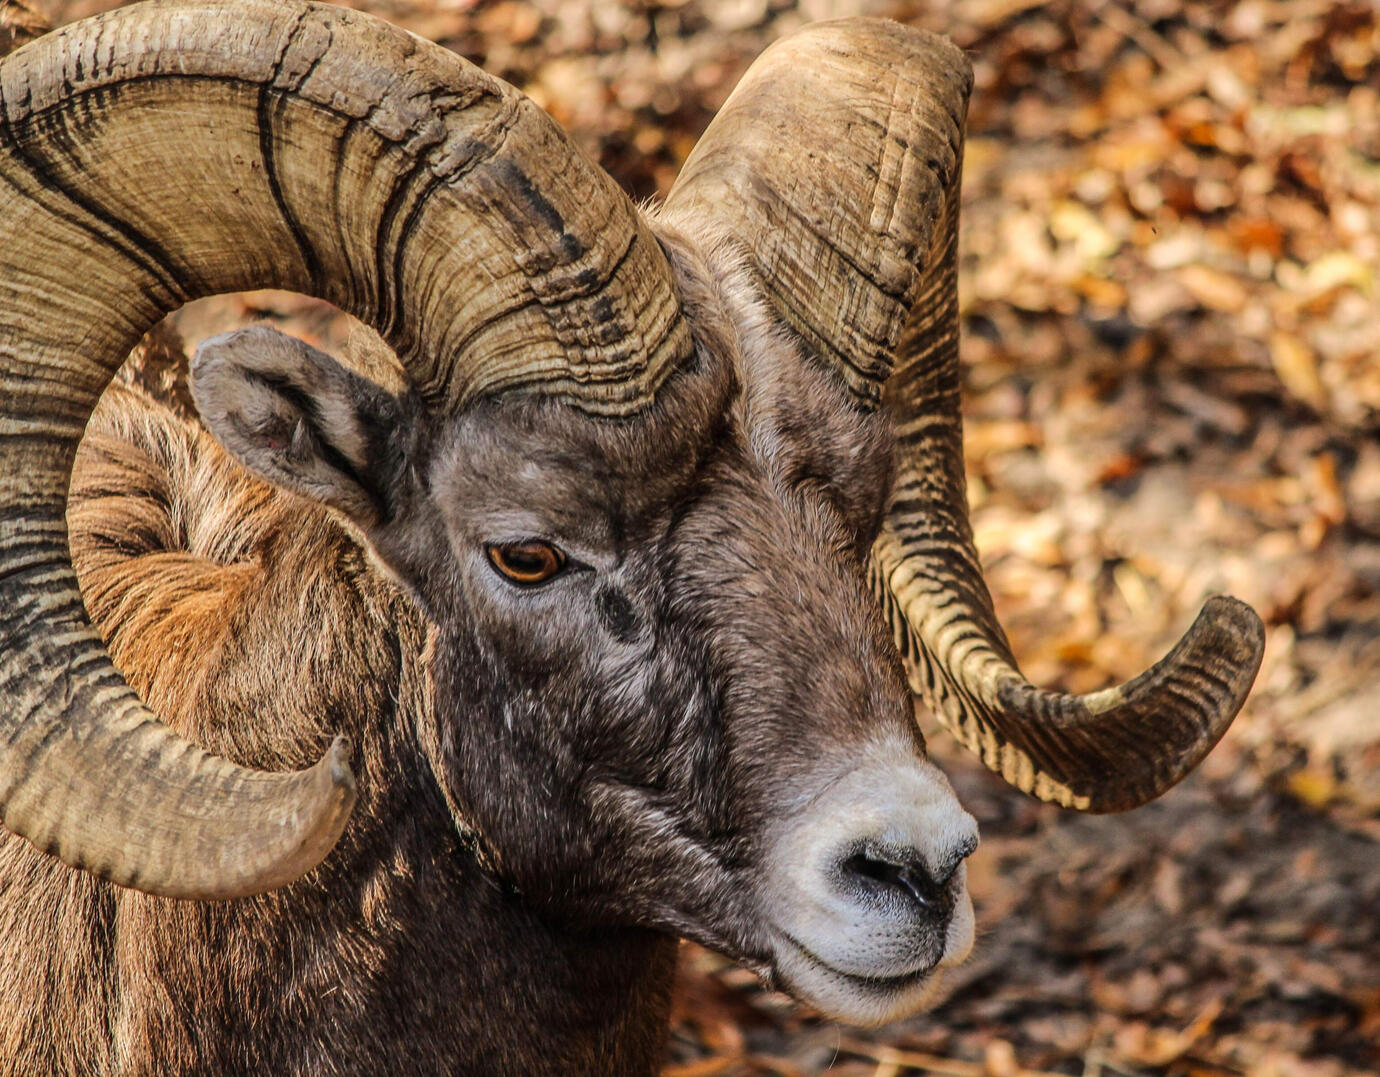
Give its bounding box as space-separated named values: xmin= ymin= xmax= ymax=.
xmin=777 ymin=929 xmax=939 ymax=993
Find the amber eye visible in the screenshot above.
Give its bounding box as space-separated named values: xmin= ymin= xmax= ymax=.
xmin=485 ymin=541 xmax=566 ymax=586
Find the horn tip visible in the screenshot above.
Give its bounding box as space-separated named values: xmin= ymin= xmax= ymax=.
xmin=1200 ymin=593 xmax=1266 ymax=650
xmin=1193 ymin=593 xmax=1267 ymax=701
xmin=324 ymin=735 xmax=357 ymax=795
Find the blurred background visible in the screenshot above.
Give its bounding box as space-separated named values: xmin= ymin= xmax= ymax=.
xmin=12 ymin=0 xmax=1380 ymax=1073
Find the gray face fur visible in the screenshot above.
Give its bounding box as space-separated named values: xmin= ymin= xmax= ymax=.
xmin=190 ymin=231 xmax=979 ymax=1025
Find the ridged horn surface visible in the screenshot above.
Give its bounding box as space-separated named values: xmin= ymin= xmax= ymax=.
xmin=871 ymin=192 xmax=1264 ymax=809
xmin=665 ymin=19 xmax=971 ymax=409
xmin=0 ymin=0 xmax=691 ymax=898
xmin=668 ymin=16 xmax=1265 ymax=811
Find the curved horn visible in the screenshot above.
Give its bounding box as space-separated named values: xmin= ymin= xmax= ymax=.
xmin=0 ymin=0 xmax=691 ymax=897
xmin=666 ymin=18 xmax=1264 ymax=811
xmin=665 ymin=18 xmax=965 ymax=410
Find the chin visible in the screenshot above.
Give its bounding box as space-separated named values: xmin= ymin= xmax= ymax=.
xmin=775 ymin=944 xmax=950 ymax=1026
xmin=770 ymin=882 xmax=976 ymax=1027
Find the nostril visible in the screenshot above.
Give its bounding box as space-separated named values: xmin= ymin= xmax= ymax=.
xmin=841 ymin=851 xmax=945 ymax=911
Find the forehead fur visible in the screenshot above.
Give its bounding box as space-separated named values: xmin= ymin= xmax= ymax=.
xmin=426 ymin=227 xmax=742 ymax=534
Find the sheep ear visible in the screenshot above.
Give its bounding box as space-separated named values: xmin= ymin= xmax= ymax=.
xmin=191 ymin=326 xmax=408 ymax=529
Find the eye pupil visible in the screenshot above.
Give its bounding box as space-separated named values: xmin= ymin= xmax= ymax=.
xmin=486 ymin=541 xmax=565 ymax=585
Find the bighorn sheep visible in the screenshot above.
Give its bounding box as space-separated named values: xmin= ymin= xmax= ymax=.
xmin=0 ymin=2 xmax=1265 ymax=1073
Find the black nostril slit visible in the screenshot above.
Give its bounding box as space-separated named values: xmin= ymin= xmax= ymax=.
xmin=845 ymin=853 xmax=898 ymax=887
xmin=842 ymin=852 xmax=944 ymax=910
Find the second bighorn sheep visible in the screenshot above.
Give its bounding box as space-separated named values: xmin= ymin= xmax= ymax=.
xmin=0 ymin=2 xmax=1264 ymax=1073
